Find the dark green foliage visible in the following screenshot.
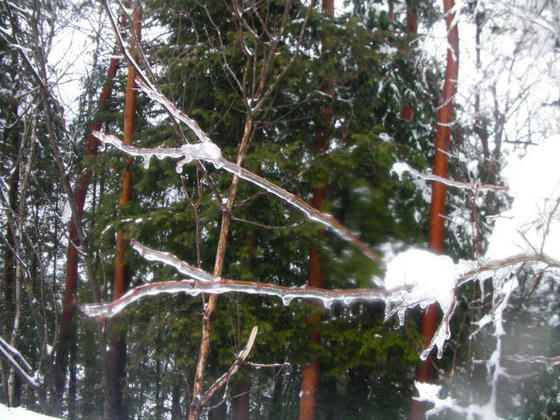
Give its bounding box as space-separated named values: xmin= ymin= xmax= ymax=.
xmin=78 ymin=1 xmax=438 ymax=418
xmin=2 ymin=0 xmax=438 ymax=418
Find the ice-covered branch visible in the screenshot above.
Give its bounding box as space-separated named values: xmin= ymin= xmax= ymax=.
xmin=505 ymin=354 xmax=560 ymax=367
xmin=95 ymin=7 xmax=384 ymax=263
xmin=136 ymin=78 xmax=214 ymax=144
xmin=391 ymin=162 xmax=508 ymax=192
xmin=93 ymin=132 xmax=383 ymax=264
xmin=457 ymin=252 xmax=560 ymax=287
xmin=93 ymin=132 xmax=223 ymax=171
xmin=79 ymin=240 xmax=393 ymax=319
xmin=80 ymin=241 xmax=469 ymax=361
xmin=0 ymin=336 xmax=39 ymax=387
xmin=420 ymin=295 xmax=458 ymax=360
xmin=80 ymin=277 xmax=393 ymax=319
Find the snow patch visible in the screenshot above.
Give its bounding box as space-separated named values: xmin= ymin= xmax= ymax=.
xmin=0 ymin=404 xmax=64 ymax=420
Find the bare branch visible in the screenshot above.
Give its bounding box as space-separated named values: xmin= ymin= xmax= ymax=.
xmin=195 ymin=326 xmax=258 ymax=409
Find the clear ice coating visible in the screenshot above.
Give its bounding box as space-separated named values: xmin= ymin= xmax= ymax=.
xmin=81 ymin=241 xmax=462 ymax=362
xmin=78 ymin=241 xmax=393 ymax=320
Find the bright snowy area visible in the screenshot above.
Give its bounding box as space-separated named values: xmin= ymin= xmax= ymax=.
xmin=486 ymin=135 xmax=560 ymax=261
xmin=0 ymin=404 xmax=64 ymax=420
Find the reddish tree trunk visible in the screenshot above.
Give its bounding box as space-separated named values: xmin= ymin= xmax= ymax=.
xmin=299 ymin=1 xmax=333 ymax=418
xmin=410 ymin=1 xmax=458 ymax=418
xmin=109 ymin=5 xmax=142 ymax=420
xmin=232 ymin=379 xmax=251 ymax=420
xmin=400 ymin=0 xmax=418 ymax=122
xmin=54 ymin=47 xmax=121 ymax=402
xmin=406 ymin=0 xmax=419 ymax=34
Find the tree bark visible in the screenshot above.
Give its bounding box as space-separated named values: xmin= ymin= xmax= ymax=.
xmin=400 ymin=0 xmax=418 ymax=122
xmin=1 ymin=32 xmax=21 ymax=407
xmin=54 ymin=38 xmax=121 ymax=405
xmin=410 ymin=0 xmax=458 ymax=418
xmin=232 ymin=379 xmax=251 ymax=420
xmin=298 ymin=1 xmax=333 ymax=418
xmin=109 ymin=5 xmax=142 ymax=420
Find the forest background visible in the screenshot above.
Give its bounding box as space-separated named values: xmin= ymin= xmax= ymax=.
xmin=1 ymin=0 xmax=559 ymax=419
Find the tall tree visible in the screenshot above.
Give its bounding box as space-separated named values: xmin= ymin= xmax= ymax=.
xmin=1 ymin=29 xmax=22 ymax=407
xmin=299 ymin=1 xmax=334 ymax=419
xmin=54 ymin=33 xmax=122 ymax=408
xmin=109 ymin=4 xmax=142 ymax=419
xmin=186 ymin=2 xmax=314 ymax=417
xmin=400 ymin=0 xmax=418 ymax=122
xmin=410 ymin=0 xmax=459 ymax=418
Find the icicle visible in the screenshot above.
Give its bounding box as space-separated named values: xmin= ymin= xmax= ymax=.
xmin=281 ymin=296 xmax=294 ymax=306
xmin=397 ymin=308 xmax=406 ymax=326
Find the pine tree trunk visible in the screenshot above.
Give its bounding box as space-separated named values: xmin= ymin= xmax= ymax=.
xmin=109 ymin=5 xmax=142 ymax=419
xmin=298 ymin=2 xmax=333 ymax=418
xmin=171 ymin=384 xmax=183 ymax=420
xmin=400 ymin=0 xmax=418 ymax=122
xmin=2 ymin=46 xmax=21 ymax=406
xmin=54 ymin=40 xmax=121 ymax=404
xmin=232 ymin=379 xmax=251 ymax=420
xmin=410 ymin=0 xmax=458 ymax=418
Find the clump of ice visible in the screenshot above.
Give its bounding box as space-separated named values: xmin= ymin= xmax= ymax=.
xmin=414 ymin=382 xmax=457 ymax=416
xmin=384 ymin=248 xmax=457 ymax=314
xmin=176 ymin=142 xmax=223 ymax=173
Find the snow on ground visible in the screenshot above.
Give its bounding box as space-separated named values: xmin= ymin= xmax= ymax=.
xmin=0 ymin=404 xmax=64 ymax=420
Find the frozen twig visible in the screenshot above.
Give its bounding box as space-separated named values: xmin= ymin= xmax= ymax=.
xmin=505 ymin=354 xmax=560 ymax=366
xmin=392 ymin=161 xmax=508 ymax=192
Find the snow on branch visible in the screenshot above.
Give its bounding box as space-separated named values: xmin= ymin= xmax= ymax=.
xmin=391 ymin=161 xmax=508 ymax=192
xmin=413 ymin=381 xmax=502 ymax=418
xmin=0 ymin=336 xmax=39 ymax=387
xmin=92 ymin=132 xmax=383 ymax=264
xmin=414 ymin=381 xmax=503 ymax=418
